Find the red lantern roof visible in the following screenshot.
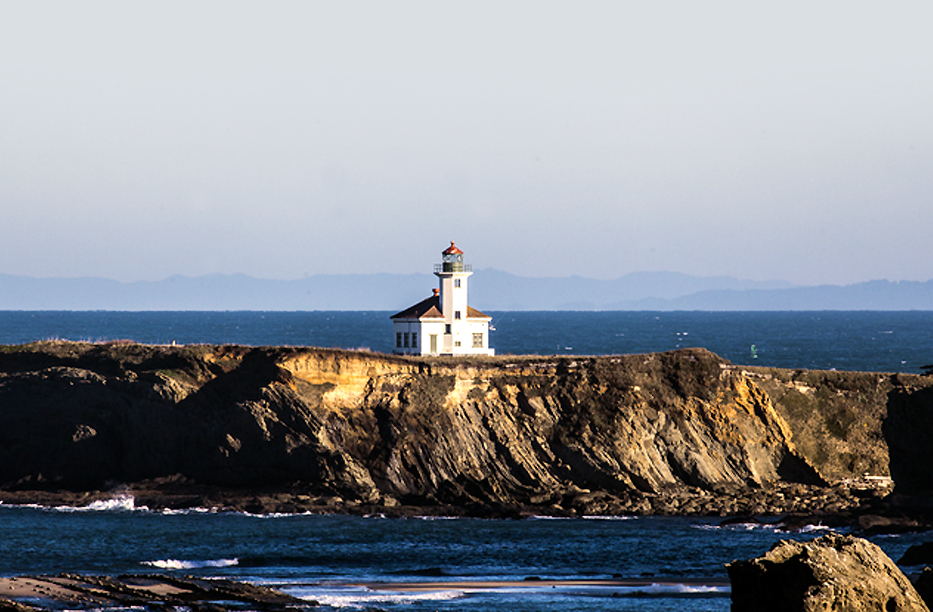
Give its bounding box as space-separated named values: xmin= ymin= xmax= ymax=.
xmin=443 ymin=241 xmax=463 ymax=255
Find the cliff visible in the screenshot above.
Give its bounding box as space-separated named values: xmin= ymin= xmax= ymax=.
xmin=1 ymin=341 xmax=931 ymax=516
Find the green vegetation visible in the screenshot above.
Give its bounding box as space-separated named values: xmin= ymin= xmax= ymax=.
xmin=778 ymin=389 xmax=813 ymax=420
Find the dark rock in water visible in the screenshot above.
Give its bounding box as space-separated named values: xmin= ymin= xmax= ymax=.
xmin=0 ymin=573 xmax=310 ymax=612
xmin=719 ymin=515 xmax=770 ymax=527
xmin=0 ymin=597 xmax=38 ymax=612
xmin=914 ymin=567 xmax=933 ymax=610
xmin=899 ymin=542 xmax=933 ymax=566
xmin=728 ymin=533 xmax=929 ymax=612
xmin=857 ymin=514 xmax=924 ymax=536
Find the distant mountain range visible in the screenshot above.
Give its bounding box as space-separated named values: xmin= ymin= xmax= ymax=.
xmin=0 ymin=270 xmax=931 ymax=311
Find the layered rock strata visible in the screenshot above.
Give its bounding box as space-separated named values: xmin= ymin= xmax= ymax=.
xmin=0 ymin=341 xmax=930 ymax=516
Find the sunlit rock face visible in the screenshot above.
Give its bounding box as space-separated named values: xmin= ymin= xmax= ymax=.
xmin=728 ymin=533 xmax=930 ymax=612
xmin=1 ymin=340 xmax=929 ymax=514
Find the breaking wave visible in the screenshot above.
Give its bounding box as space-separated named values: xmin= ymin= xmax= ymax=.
xmin=33 ymin=493 xmax=147 ymax=513
xmin=287 ymin=586 xmax=464 ymax=608
xmin=142 ymin=558 xmax=240 ymax=570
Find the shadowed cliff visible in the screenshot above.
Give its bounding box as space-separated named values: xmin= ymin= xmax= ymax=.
xmin=1 ymin=341 xmax=929 ymax=515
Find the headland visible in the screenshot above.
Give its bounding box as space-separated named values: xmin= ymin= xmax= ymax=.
xmin=1 ymin=340 xmax=932 ymax=530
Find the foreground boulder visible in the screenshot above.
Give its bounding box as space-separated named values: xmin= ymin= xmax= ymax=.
xmin=728 ymin=533 xmax=929 ymax=612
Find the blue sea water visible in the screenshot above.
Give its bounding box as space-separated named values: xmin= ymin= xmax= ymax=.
xmin=2 ymin=310 xmax=932 ymax=610
xmin=0 ymin=501 xmax=929 ymax=612
xmin=1 ymin=310 xmax=932 ymax=373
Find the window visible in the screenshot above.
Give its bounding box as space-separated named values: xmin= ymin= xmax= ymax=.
xmin=454 ymin=341 xmax=461 ymax=347
xmin=445 ymin=324 xmax=451 ymax=334
xmin=411 ymin=332 xmax=418 ymax=348
xmin=396 ymin=332 xmax=402 ymax=348
xmin=473 ymin=333 xmax=483 ymax=348
xmin=403 ymin=332 xmax=410 ymax=348
xmin=454 ymin=279 xmax=461 ymax=288
xmin=455 ymin=311 xmax=461 ymax=320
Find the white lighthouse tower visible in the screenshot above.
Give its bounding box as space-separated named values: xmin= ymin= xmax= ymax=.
xmin=391 ymin=242 xmax=494 ymax=356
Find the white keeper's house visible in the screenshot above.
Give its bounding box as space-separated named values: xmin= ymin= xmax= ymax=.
xmin=391 ymin=242 xmax=494 ymax=356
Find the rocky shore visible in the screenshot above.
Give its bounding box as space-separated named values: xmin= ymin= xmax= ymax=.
xmin=0 ymin=573 xmax=310 ymax=612
xmin=0 ymin=477 xmax=906 ymax=527
xmin=1 ymin=341 xmax=932 ymax=528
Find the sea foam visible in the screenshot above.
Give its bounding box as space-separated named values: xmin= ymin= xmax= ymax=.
xmin=287 ymin=586 xmax=463 ymax=608
xmin=39 ymin=493 xmax=147 ymax=513
xmin=143 ymin=558 xmax=239 ymax=570
xmin=82 ymin=493 xmax=141 ymax=512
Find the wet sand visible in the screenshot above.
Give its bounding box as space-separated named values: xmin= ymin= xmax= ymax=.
xmin=351 ymin=577 xmax=730 ymax=592
xmin=0 ymin=574 xmax=732 ymax=611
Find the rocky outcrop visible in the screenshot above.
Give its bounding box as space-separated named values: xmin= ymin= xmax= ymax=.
xmin=0 ymin=340 xmax=929 ymax=515
xmin=885 ymin=385 xmax=933 ymax=495
xmin=0 ymin=573 xmax=308 ymax=612
xmin=901 ymin=543 xmax=933 ymax=567
xmin=728 ymin=533 xmax=929 ymax=612
xmin=743 ymin=368 xmax=897 ymax=482
xmin=738 ymin=367 xmax=933 ymax=484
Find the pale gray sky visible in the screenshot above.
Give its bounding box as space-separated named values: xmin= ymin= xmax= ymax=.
xmin=2 ymin=1 xmax=931 ymax=285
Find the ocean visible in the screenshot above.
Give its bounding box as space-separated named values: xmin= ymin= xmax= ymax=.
xmin=1 ymin=310 xmax=932 ymax=611
xmin=0 ymin=501 xmax=929 ymax=612
xmin=2 ymin=310 xmax=932 ymax=373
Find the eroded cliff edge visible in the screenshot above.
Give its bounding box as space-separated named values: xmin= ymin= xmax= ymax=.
xmin=1 ymin=341 xmax=931 ymax=518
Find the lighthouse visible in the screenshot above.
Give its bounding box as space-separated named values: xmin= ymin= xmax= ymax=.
xmin=391 ymin=242 xmax=494 ymax=356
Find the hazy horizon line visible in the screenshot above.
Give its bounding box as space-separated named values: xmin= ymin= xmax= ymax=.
xmin=4 ymin=269 xmax=932 ymax=288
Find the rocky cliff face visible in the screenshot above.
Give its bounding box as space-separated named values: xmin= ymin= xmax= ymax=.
xmin=0 ymin=341 xmax=929 ymax=514
xmin=743 ymin=366 xmax=933 ymax=490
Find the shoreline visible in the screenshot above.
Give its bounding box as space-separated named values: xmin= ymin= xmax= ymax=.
xmin=0 ymin=574 xmax=733 ymax=612
xmin=0 ymin=574 xmax=309 ymax=612
xmin=2 ymin=341 xmax=932 ymax=535
xmin=0 ymin=476 xmax=929 ymax=535
xmin=348 ymin=577 xmax=732 ymax=592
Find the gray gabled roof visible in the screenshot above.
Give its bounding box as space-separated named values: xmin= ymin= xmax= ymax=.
xmin=391 ymin=295 xmax=444 ymax=319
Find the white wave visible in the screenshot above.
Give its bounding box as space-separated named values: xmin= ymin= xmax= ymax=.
xmin=143 ymin=558 xmax=239 ymax=570
xmin=45 ymin=493 xmax=148 ymax=513
xmin=798 ymin=523 xmax=834 ymax=533
xmin=156 ymin=505 xmax=319 ymax=518
xmin=581 ymin=515 xmax=635 ymax=521
xmin=693 ymin=521 xmax=779 ymax=532
xmin=475 ymin=582 xmax=729 ymax=597
xmin=84 ymin=494 xmax=141 ymax=512
xmin=2 ymin=502 xmax=48 ymax=511
xmin=288 ymin=586 xmax=463 ymax=608
xmin=725 ymin=523 xmax=779 ymax=532
xmin=615 ymin=583 xmax=729 ymax=596
xmin=219 ymin=509 xmax=317 ymax=519
xmin=158 ymin=507 xmax=217 ymax=516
